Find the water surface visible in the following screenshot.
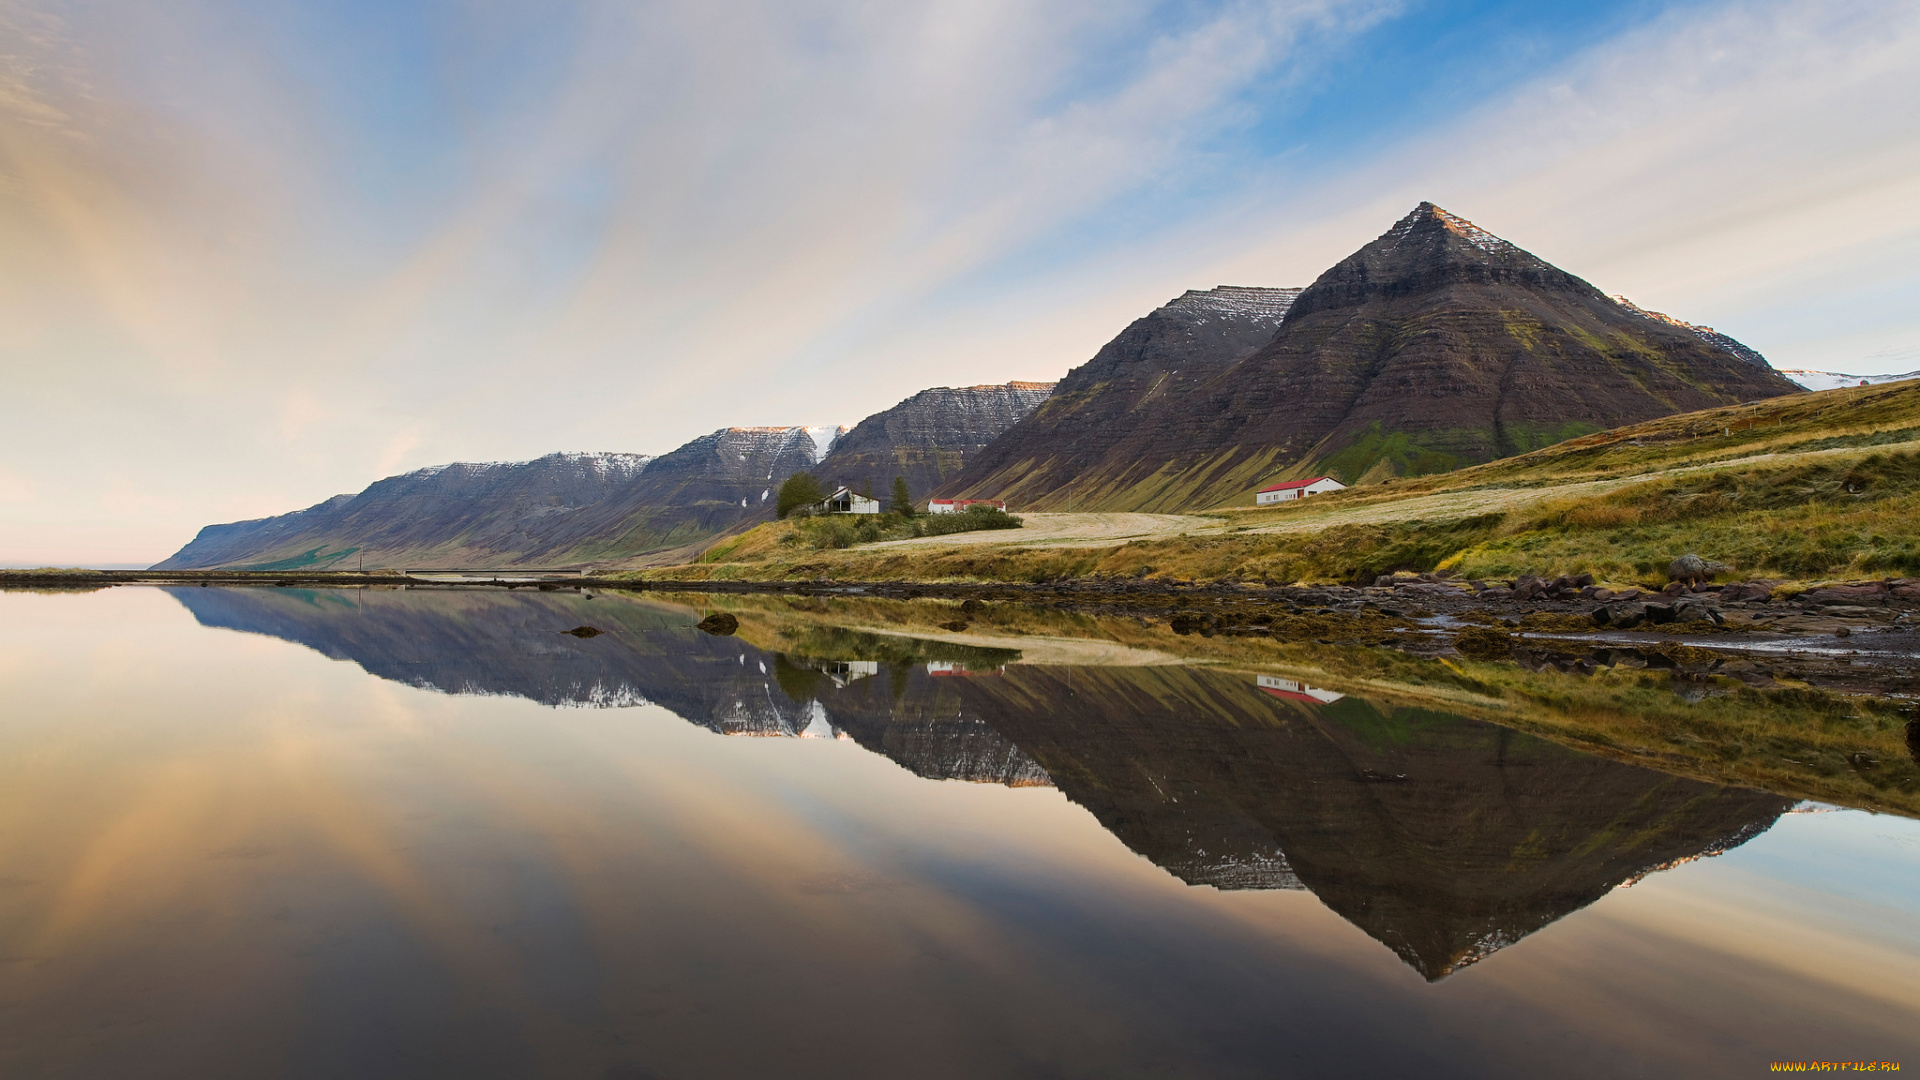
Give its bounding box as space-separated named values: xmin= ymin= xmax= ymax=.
xmin=0 ymin=586 xmax=1915 ymax=1078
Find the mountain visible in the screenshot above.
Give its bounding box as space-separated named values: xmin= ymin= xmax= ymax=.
xmin=936 ymin=285 xmax=1300 ymax=508
xmin=943 ymin=204 xmax=1802 ymax=510
xmin=155 ymin=425 xmax=825 ymax=570
xmin=153 ymin=451 xmax=651 ymax=571
xmin=811 ymin=381 xmax=1055 ymax=505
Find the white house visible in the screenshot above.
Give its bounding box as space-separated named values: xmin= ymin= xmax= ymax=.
xmin=1254 ymin=476 xmax=1346 ymax=505
xmin=820 ymin=487 xmax=882 ymax=514
xmin=926 ymin=498 xmax=1007 ymax=515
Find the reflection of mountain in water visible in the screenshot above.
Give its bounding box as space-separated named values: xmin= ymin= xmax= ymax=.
xmin=928 ymin=666 xmax=1791 ymax=980
xmin=173 ymin=588 xmax=1790 ymax=980
xmin=169 ymin=587 xmax=1045 ymax=787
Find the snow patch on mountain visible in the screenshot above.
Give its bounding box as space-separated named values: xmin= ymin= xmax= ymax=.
xmin=1779 ymin=369 xmax=1920 ymax=392
xmin=803 ymin=426 xmax=847 ymax=462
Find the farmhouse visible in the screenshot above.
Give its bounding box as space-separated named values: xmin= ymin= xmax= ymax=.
xmin=1254 ymin=476 xmax=1346 ymax=506
xmin=927 ymin=498 xmax=1007 ymax=515
xmin=821 ymin=487 xmax=882 ymax=514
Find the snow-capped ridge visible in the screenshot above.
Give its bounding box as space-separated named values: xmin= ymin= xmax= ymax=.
xmin=1609 ymin=295 xmax=1769 ymax=367
xmin=404 ymin=450 xmax=651 ymax=481
xmin=1164 ymin=285 xmax=1302 ymax=322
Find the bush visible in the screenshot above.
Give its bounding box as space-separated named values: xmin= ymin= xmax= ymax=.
xmin=776 ymin=472 xmax=825 ymax=519
xmin=909 ymin=506 xmax=1023 ymax=537
xmin=782 ymin=505 xmax=1023 ymax=551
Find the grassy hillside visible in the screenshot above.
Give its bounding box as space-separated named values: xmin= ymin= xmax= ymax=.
xmin=636 ymin=380 xmax=1920 ymax=586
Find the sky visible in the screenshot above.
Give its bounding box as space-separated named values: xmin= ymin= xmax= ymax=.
xmin=2 ymin=0 xmax=1917 ymax=565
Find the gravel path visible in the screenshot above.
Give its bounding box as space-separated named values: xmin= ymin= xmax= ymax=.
xmin=861 ymin=512 xmax=1226 ymax=551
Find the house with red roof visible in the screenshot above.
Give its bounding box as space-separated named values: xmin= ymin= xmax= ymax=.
xmin=1254 ymin=476 xmax=1346 ymax=506
xmin=927 ymin=498 xmax=1007 ymax=514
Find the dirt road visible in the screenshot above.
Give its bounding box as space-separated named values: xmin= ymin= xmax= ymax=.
xmin=862 ymin=512 xmax=1226 ymax=551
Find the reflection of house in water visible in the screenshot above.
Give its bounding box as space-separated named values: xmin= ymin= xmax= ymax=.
xmin=1256 ymin=675 xmax=1345 ymax=704
xmin=926 ymin=660 xmax=1004 ymax=677
xmin=819 ymin=660 xmax=879 ymax=688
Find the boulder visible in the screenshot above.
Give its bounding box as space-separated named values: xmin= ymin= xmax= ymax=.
xmin=1643 ymin=602 xmax=1677 ymax=624
xmin=1800 ymin=583 xmax=1891 ymax=607
xmin=696 ymin=612 xmax=740 ymax=636
xmin=1673 ymin=601 xmax=1724 ymax=626
xmin=1668 ymin=553 xmax=1710 ymax=586
xmin=1600 ymin=603 xmax=1647 ymax=629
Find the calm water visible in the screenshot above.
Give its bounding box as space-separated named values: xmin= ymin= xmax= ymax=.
xmin=1 ymin=586 xmax=1916 ymax=1078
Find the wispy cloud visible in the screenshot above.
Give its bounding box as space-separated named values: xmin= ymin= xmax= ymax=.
xmin=0 ymin=0 xmax=1914 ymax=563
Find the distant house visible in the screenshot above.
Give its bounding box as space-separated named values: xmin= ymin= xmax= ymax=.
xmin=927 ymin=498 xmax=1007 ymax=515
xmin=821 ymin=487 xmax=882 ymax=514
xmin=1255 ymin=476 xmax=1346 ymax=505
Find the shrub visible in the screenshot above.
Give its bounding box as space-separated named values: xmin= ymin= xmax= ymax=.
xmin=909 ymin=506 xmax=1023 ymax=537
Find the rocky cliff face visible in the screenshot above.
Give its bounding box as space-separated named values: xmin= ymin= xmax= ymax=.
xmin=946 ymin=205 xmax=1801 ymax=510
xmin=812 ymin=381 xmax=1054 ymax=505
xmin=938 ymin=286 xmax=1299 ymax=505
xmin=154 ymin=452 xmax=651 ymax=570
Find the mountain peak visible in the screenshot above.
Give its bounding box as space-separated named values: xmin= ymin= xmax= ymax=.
xmin=1382 ymin=201 xmax=1526 ymax=259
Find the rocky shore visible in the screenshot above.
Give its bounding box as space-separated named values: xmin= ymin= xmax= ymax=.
xmin=11 ymin=568 xmax=1916 ymax=697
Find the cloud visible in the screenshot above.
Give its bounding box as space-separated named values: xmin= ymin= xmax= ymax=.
xmin=1198 ymin=0 xmax=1920 ymax=369
xmin=0 ymin=0 xmax=1914 ymax=564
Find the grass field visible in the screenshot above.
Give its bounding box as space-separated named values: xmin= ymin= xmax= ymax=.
xmin=636 ymin=380 xmax=1920 ymax=587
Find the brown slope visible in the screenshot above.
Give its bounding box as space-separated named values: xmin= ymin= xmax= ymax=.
xmin=952 ymin=204 xmax=1801 ymax=511
xmin=938 ymin=286 xmax=1300 ymax=507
